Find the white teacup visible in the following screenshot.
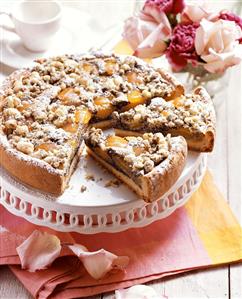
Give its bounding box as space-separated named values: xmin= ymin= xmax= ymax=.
xmin=1 ymin=0 xmax=62 ymax=52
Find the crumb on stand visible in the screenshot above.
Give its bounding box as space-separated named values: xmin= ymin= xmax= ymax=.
xmin=80 ymin=185 xmax=87 ymax=193
xmin=85 ymin=173 xmax=95 ymax=181
xmin=105 ymin=179 xmax=122 ymax=188
xmin=96 ymin=177 xmax=103 ymax=182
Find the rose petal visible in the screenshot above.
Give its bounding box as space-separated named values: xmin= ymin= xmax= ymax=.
xmin=68 ymin=244 xmax=129 ymax=280
xmin=202 ymin=44 xmax=242 ymax=72
xmin=123 ymin=17 xmax=157 ymax=52
xmin=219 ymin=11 xmax=242 ymax=31
xmin=16 ymin=230 xmax=61 ymax=272
xmin=181 ymin=1 xmax=216 ymax=23
xmin=115 ymin=284 xmax=166 ymax=299
xmin=195 ymin=19 xmax=215 ymax=55
xmin=123 ymin=7 xmax=171 ymax=58
xmin=135 ymin=22 xmax=169 ymax=58
xmin=210 ymin=29 xmax=224 ymax=53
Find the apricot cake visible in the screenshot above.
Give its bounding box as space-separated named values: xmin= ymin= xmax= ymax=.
xmin=86 ymin=128 xmax=187 ymax=202
xmin=0 ymin=52 xmax=215 ymax=197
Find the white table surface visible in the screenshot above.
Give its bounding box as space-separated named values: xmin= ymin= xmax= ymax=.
xmin=0 ymin=1 xmax=242 ymax=298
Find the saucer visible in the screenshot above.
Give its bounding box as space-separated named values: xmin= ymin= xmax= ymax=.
xmin=0 ymin=7 xmax=94 ymax=69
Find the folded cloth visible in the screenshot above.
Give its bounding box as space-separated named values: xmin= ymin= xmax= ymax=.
xmin=0 ymin=171 xmax=241 ymax=299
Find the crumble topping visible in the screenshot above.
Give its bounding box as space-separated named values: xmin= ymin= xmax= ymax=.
xmin=86 ymin=128 xmax=172 ymax=176
xmin=113 ymin=94 xmax=214 ymax=134
xmin=0 ymin=52 xmax=180 ymax=172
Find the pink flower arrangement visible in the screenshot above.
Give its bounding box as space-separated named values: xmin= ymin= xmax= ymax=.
xmin=123 ymin=0 xmax=242 ymax=73
xmin=166 ymin=23 xmax=199 ymax=71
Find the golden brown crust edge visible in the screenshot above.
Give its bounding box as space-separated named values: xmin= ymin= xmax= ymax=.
xmin=0 ymin=143 xmax=64 ymax=195
xmin=141 ymin=137 xmax=187 ymax=202
xmin=0 ymin=142 xmax=83 ymax=196
xmin=192 ymin=86 xmax=216 ymax=152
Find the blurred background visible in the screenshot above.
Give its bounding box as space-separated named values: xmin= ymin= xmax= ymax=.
xmin=0 ymin=0 xmax=241 ymax=73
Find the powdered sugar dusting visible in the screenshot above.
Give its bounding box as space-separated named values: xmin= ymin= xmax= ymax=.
xmin=0 ymin=51 xmax=186 ymax=181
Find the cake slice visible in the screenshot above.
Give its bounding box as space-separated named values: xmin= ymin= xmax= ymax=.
xmin=85 ymin=128 xmax=187 ymax=202
xmin=112 ymin=87 xmax=216 ymax=152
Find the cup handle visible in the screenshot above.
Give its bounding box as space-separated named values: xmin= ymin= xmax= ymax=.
xmin=0 ymin=11 xmax=16 ymax=33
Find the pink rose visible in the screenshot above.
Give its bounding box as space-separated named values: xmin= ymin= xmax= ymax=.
xmin=123 ymin=6 xmax=172 ymax=58
xmin=181 ymin=1 xmax=217 ymax=23
xmin=166 ymin=23 xmax=199 ymax=71
xmin=143 ymin=0 xmax=185 ymax=15
xmin=195 ymin=19 xmax=242 ymax=73
xmin=219 ymin=11 xmax=242 ymax=30
xmin=219 ymin=11 xmax=242 ymax=43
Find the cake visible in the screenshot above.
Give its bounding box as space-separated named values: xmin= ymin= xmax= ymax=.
xmin=0 ymin=52 xmax=215 ymax=197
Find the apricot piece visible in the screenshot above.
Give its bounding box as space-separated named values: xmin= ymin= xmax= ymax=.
xmin=122 ymin=90 xmax=146 ymax=111
xmin=62 ymin=106 xmax=92 ymax=133
xmin=62 ymin=122 xmax=79 ymax=133
xmin=35 ymin=143 xmax=57 ymax=152
xmin=82 ymin=62 xmax=96 ymax=73
xmin=104 ymin=61 xmax=118 ymax=75
xmin=105 ymin=135 xmax=128 ymax=148
xmin=126 ymin=71 xmax=142 ymax=84
xmin=68 ymin=139 xmax=78 ymax=148
xmin=133 ymin=146 xmax=146 ymax=156
xmin=171 ymin=97 xmax=184 ymax=108
xmin=75 ymin=107 xmax=92 ymax=124
xmin=18 ymin=103 xmax=31 ymax=112
xmin=58 ymin=88 xmax=79 ymax=105
xmin=161 ymin=110 xmax=169 ymax=117
xmin=94 ymin=97 xmax=114 ymax=119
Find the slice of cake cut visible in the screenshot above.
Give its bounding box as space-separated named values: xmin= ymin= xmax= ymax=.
xmin=85 ymin=128 xmax=187 ymax=202
xmin=112 ymin=87 xmax=216 ymax=152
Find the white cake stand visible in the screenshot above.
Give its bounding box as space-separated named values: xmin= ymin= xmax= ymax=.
xmin=0 ymin=151 xmax=206 ymax=234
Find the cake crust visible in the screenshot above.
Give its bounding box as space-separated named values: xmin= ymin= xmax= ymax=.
xmin=140 ymin=139 xmax=187 ymax=202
